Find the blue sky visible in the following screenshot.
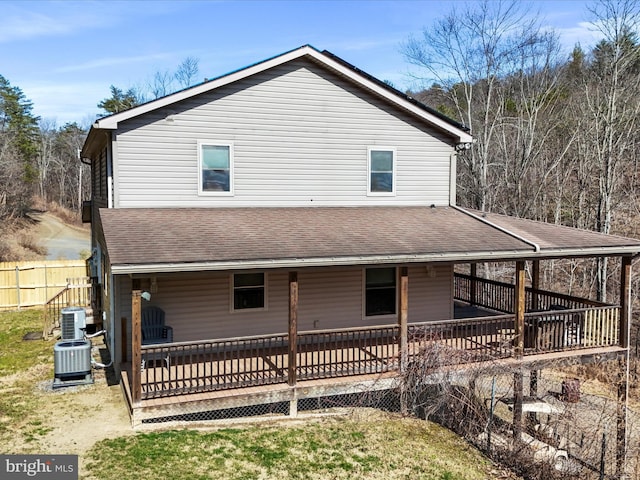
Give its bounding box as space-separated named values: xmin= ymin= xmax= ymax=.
xmin=1 ymin=0 xmax=605 ymax=126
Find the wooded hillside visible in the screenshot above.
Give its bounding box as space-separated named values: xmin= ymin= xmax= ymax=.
xmin=405 ymin=0 xmax=640 ymax=303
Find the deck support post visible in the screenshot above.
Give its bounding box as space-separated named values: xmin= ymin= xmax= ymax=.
xmin=620 ymin=256 xmax=631 ymax=349
xmin=399 ymin=267 xmax=409 ymax=373
xmin=398 ymin=267 xmax=409 ymax=415
xmin=131 ymin=280 xmax=142 ymax=406
xmin=513 ymin=368 xmax=524 ymax=441
xmin=288 ymin=271 xmax=298 ymax=387
xmin=470 ymin=263 xmax=477 ymax=306
xmin=514 ymin=261 xmax=526 ymax=359
xmin=290 ymin=390 xmax=298 ymax=418
xmin=615 ymin=256 xmax=632 ymax=479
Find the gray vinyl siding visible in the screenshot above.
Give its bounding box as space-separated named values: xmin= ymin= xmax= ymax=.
xmin=116 ymin=265 xmax=453 ymax=349
xmin=113 ymin=59 xmax=454 ymax=208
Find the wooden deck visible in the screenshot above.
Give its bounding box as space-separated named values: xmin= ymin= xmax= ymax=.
xmin=122 ymin=343 xmax=626 ymax=426
xmin=120 ymin=275 xmax=625 ymax=426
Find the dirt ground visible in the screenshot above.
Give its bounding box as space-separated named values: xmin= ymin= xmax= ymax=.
xmin=3 ymin=342 xmax=134 ymax=476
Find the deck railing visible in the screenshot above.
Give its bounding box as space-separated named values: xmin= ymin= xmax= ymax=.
xmin=43 ymin=277 xmax=93 ymax=339
xmin=296 ymin=325 xmax=399 ymax=381
xmin=454 ymin=273 xmax=609 ymax=313
xmin=408 ymin=314 xmax=516 ymax=364
xmin=141 ymin=333 xmax=288 ymax=399
xmin=137 ymin=292 xmax=621 ymax=400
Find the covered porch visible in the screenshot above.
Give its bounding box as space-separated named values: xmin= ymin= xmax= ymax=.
xmin=121 ymin=266 xmax=629 ymax=424
xmin=97 ymin=206 xmax=639 ymax=423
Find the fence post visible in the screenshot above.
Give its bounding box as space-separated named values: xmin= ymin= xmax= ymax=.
xmin=42 ymin=263 xmax=49 ymax=305
xmin=15 ymin=266 xmax=21 ymax=310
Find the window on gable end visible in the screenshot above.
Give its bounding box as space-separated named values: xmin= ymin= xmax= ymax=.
xmin=368 ymin=148 xmax=396 ymax=195
xmin=199 ymin=142 xmax=233 ymax=195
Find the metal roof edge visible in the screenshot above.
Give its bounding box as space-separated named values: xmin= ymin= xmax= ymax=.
xmin=453 ymin=206 xmax=541 ymax=253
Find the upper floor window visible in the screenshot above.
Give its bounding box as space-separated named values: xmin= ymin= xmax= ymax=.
xmin=368 ymin=148 xmax=396 ymax=195
xmin=365 ymin=267 xmax=396 ymax=317
xmin=232 ymin=272 xmax=266 ymax=311
xmin=199 ymin=142 xmax=233 ymax=195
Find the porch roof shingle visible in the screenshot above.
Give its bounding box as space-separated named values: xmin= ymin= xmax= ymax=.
xmin=99 ymin=206 xmax=640 ymax=274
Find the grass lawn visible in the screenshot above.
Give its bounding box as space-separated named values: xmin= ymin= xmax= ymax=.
xmin=86 ymin=417 xmax=498 ymax=480
xmin=0 ymin=309 xmax=54 ymax=375
xmin=0 ymin=310 xmax=516 ymax=480
xmin=0 ymin=310 xmax=57 ymax=445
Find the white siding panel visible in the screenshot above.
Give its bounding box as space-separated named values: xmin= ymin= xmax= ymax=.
xmin=116 ymin=265 xmax=453 ymax=348
xmin=115 ymin=59 xmax=453 ymax=208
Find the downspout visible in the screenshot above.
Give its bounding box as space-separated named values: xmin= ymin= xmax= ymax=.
xmin=449 ymin=150 xmax=457 ymax=207
xmin=453 ymin=206 xmax=541 ymax=253
xmin=107 ymin=132 xmax=114 ymax=209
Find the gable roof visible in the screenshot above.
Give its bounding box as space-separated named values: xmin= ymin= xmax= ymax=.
xmin=83 ymin=45 xmax=472 ymax=157
xmin=99 ymin=206 xmax=640 ymax=275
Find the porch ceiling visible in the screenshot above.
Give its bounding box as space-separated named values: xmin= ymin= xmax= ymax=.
xmin=98 ymin=206 xmax=640 ymax=274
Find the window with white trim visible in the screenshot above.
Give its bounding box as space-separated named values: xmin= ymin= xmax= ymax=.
xmin=368 ymin=148 xmax=396 ymax=195
xmin=365 ymin=267 xmax=396 ymax=316
xmin=232 ymin=272 xmax=266 ymax=311
xmin=199 ymin=142 xmax=233 ymax=194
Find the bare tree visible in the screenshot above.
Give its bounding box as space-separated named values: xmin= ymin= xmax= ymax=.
xmin=403 ymin=0 xmax=550 ymax=212
xmin=582 ymin=0 xmax=640 ymax=301
xmin=174 ymin=56 xmax=200 ymax=89
xmin=36 ymin=119 xmax=57 ymax=202
xmin=149 ymin=69 xmax=174 ymax=99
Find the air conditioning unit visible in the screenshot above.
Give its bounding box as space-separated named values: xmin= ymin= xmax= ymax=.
xmin=53 ymin=340 xmax=93 ymax=389
xmin=60 ymin=306 xmax=86 ymax=341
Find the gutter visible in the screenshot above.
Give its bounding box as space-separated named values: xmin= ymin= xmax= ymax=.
xmin=453 ymin=206 xmax=541 ymax=253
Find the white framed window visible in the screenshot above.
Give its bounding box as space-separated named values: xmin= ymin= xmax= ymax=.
xmin=198 ymin=141 xmax=234 ymax=195
xmin=231 ymin=272 xmax=267 ymax=311
xmin=367 ymin=147 xmax=396 ymax=195
xmin=364 ymin=267 xmax=397 ymax=317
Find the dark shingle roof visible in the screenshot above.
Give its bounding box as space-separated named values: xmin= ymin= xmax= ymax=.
xmin=99 ymin=207 xmax=640 ymax=273
xmin=465 ymin=209 xmax=640 ymax=251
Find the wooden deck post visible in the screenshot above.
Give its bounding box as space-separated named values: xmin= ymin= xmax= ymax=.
xmin=531 ymin=260 xmax=540 ymax=312
xmin=399 ymin=267 xmax=409 ymax=373
xmin=617 ymin=256 xmax=632 ymax=478
xmin=288 ymin=271 xmax=298 ymax=387
xmin=514 ymin=261 xmax=526 ymax=359
xmin=470 ymin=263 xmax=477 ymax=306
xmin=131 ymin=280 xmax=142 ymax=406
xmin=619 ymin=255 xmax=631 ymax=349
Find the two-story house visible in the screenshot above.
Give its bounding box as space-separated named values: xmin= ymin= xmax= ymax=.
xmin=81 ymin=45 xmax=640 ymax=427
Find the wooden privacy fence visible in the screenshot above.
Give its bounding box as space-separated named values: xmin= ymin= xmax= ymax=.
xmin=0 ymin=260 xmax=88 ymax=310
